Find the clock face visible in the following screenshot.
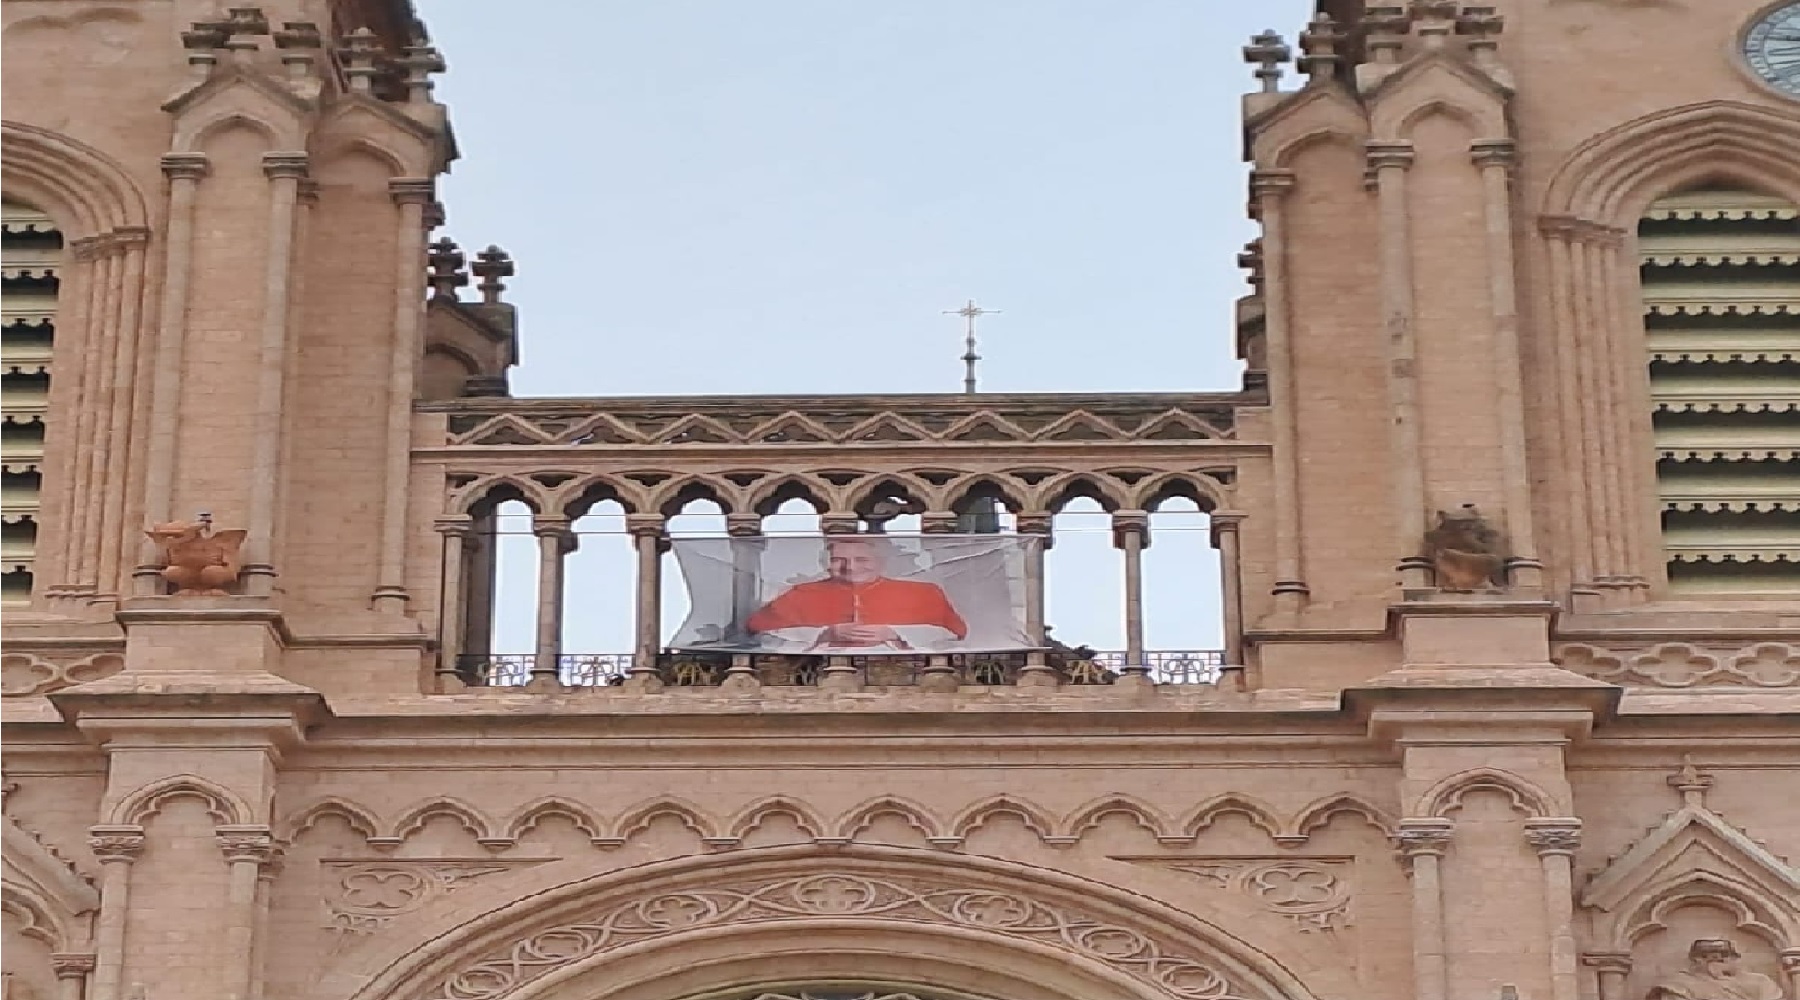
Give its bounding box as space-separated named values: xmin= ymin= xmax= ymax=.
xmin=1744 ymin=2 xmax=1800 ymax=97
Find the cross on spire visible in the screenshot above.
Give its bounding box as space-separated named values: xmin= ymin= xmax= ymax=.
xmin=944 ymin=299 xmax=1000 ymax=394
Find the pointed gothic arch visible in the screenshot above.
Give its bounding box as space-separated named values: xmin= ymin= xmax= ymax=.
xmin=0 ymin=120 xmax=150 ymax=238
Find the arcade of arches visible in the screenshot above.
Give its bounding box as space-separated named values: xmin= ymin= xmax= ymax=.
xmin=3 ymin=3 xmax=1798 ymax=1000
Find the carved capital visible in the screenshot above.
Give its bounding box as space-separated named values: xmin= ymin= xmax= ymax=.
xmin=261 ymin=151 xmax=310 ymax=180
xmin=1391 ymin=818 xmax=1454 ymax=859
xmin=434 ymin=515 xmax=475 ymax=538
xmin=1580 ymin=952 xmax=1632 ymax=975
xmin=87 ymin=825 xmax=146 ymax=864
xmin=1364 ymin=140 xmax=1416 ymax=171
xmin=160 ymin=152 xmax=211 ymax=181
xmin=67 ymin=236 xmax=103 ymax=263
xmin=1209 ymin=510 xmax=1247 ymax=546
xmin=1524 ymin=818 xmax=1582 ymax=856
xmin=1014 ymin=513 xmax=1053 ymax=536
xmin=920 ymin=512 xmax=960 ymax=535
xmin=725 ymin=513 xmax=763 ymax=538
xmin=50 ymin=954 xmax=97 ymax=979
xmin=819 ymin=514 xmax=861 ymax=535
xmin=108 ymin=226 xmax=153 ymax=251
xmin=1248 ymin=169 xmax=1297 ymax=200
xmin=215 ymin=824 xmax=275 ymax=865
xmin=1778 ymin=949 xmax=1800 ymax=974
xmin=1111 ymin=509 xmax=1150 ymax=549
xmin=625 ymin=514 xmax=667 ymax=540
xmin=1470 ymin=138 xmax=1516 ymax=168
xmin=389 ymin=178 xmax=437 ymax=206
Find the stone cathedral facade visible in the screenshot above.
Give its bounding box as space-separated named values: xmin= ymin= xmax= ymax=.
xmin=3 ymin=1 xmax=1798 ymax=999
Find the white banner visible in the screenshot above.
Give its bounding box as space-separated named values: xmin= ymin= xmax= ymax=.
xmin=669 ymin=534 xmax=1038 ymax=654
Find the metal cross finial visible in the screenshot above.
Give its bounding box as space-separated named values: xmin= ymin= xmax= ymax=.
xmin=944 ymin=299 xmax=1000 ymax=394
xmin=1243 ymin=30 xmax=1291 ymax=93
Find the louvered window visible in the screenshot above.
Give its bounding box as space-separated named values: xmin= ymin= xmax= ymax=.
xmin=1638 ymin=186 xmax=1800 ymax=596
xmin=1 ymin=201 xmax=60 ymax=604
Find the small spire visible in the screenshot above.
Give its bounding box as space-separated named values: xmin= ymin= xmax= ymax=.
xmin=397 ymin=34 xmax=446 ymax=105
xmin=1362 ymin=6 xmax=1412 ymax=65
xmin=1411 ymin=0 xmax=1460 ymax=48
xmin=471 ymin=245 xmax=514 ymax=305
xmin=1668 ymin=756 xmax=1713 ymax=810
xmin=1456 ymin=6 xmax=1506 ymax=66
xmin=1297 ymin=13 xmax=1342 ymax=87
xmin=338 ymin=27 xmax=384 ymax=95
xmin=944 ymin=299 xmax=999 ymax=394
xmin=427 ymin=237 xmax=467 ymax=300
xmin=1242 ymin=30 xmax=1291 ymax=94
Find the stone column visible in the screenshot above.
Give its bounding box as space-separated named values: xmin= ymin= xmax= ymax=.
xmin=135 ymin=153 xmax=209 ymax=595
xmin=1537 ymin=218 xmax=1602 ymax=607
xmin=1581 ymin=953 xmax=1631 ymax=1000
xmin=1250 ymin=168 xmax=1308 ymax=611
xmin=215 ymin=826 xmax=273 ymax=1000
xmin=372 ymin=178 xmax=435 ymax=613
xmin=725 ymin=513 xmax=764 ymax=638
xmin=67 ymin=236 xmax=123 ymax=595
xmin=1525 ymin=818 xmax=1583 ymax=1000
xmin=1016 ymin=513 xmax=1052 ymax=647
xmin=50 ymin=954 xmax=95 ymax=1000
xmin=93 ymin=228 xmax=152 ymax=605
xmin=47 ymin=235 xmax=106 ymax=600
xmin=1393 ymin=818 xmax=1454 ymax=1000
xmin=1112 ymin=509 xmax=1150 ymax=683
xmin=241 ymin=153 xmax=309 ymax=595
xmin=1210 ymin=511 xmax=1247 ymax=669
xmin=250 ymin=847 xmax=281 ymax=1000
xmin=433 ymin=516 xmax=474 ymax=688
xmin=1471 ymin=139 xmax=1542 ymax=590
xmin=85 ymin=826 xmax=144 ymax=1000
xmin=625 ymin=514 xmax=667 ymax=688
xmin=1366 ymin=140 xmax=1430 ymax=589
xmin=530 ymin=515 xmax=573 ymax=687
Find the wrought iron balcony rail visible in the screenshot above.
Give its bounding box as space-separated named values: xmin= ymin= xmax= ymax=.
xmin=455 ymin=650 xmax=1225 ymax=689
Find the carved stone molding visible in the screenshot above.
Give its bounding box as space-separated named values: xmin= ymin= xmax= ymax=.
xmin=1555 ymin=641 xmax=1800 ymax=688
xmin=427 ymin=871 xmax=1261 ymax=1000
xmin=1 ymin=651 xmax=126 ymax=698
xmin=323 ymin=860 xmax=547 ymax=935
xmin=1524 ymin=819 xmax=1582 ymax=857
xmin=86 ymin=826 xmax=146 ymax=865
xmin=215 ymin=825 xmax=275 ymax=865
xmin=1160 ymin=858 xmax=1353 ymax=936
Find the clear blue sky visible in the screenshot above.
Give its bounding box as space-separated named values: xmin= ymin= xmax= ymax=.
xmin=423 ymin=0 xmax=1313 ymax=656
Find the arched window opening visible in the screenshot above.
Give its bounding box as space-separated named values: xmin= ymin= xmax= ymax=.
xmin=479 ymin=498 xmax=539 ymax=685
xmin=1044 ymin=496 xmax=1122 ymax=654
xmin=1 ymin=200 xmax=62 ymax=605
xmin=1638 ymin=184 xmax=1800 ymax=597
xmin=562 ymin=497 xmax=633 ymax=684
xmin=762 ymin=495 xmax=822 ymax=536
xmin=1142 ymin=496 xmax=1223 ymax=683
xmin=662 ymin=496 xmax=728 ymax=649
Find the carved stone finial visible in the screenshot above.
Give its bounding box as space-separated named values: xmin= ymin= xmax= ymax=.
xmin=272 ymin=21 xmax=321 ymax=48
xmin=144 ymin=515 xmax=247 ymax=596
xmin=1423 ymin=503 xmax=1505 ymax=592
xmin=1242 ymin=30 xmax=1290 ymax=94
xmin=1668 ymin=757 xmax=1714 ymax=809
xmin=224 ymin=8 xmax=271 ymax=36
xmin=1296 ymin=14 xmax=1341 ymax=87
xmin=427 ymin=237 xmax=468 ymax=300
xmin=338 ymin=27 xmax=384 ymax=95
xmin=1457 ymin=6 xmax=1505 ymax=52
xmin=397 ymin=34 xmax=446 ymax=105
xmin=471 ymin=246 xmax=514 ymax=305
xmin=1363 ymin=6 xmax=1412 ymax=65
xmin=1410 ymin=0 xmax=1460 ymax=48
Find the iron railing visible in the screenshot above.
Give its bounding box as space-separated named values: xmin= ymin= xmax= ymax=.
xmin=455 ymin=649 xmax=1224 ymax=688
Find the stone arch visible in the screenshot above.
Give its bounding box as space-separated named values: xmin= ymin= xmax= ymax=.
xmin=1285 ymin=794 xmax=1397 ymax=842
xmin=454 ymin=475 xmax=547 ymax=517
xmin=947 ymin=795 xmax=1059 ymax=843
xmin=653 ymin=476 xmax=738 ymax=517
xmin=1 ymin=120 xmax=150 ymax=238
xmin=387 ymin=797 xmax=497 ymax=843
xmin=277 ymin=797 xmax=382 ymax=842
xmin=1181 ymin=795 xmax=1283 ymax=843
xmin=106 ymin=773 xmax=254 ymax=827
xmin=1542 ymin=101 xmax=1800 ymax=228
xmin=944 ymin=475 xmax=1024 ymax=515
xmin=607 ymin=796 xmax=720 ymax=844
xmin=317 ymin=846 xmax=1326 ymax=1000
xmin=1134 ymin=472 xmax=1227 ymax=513
xmin=750 ymin=475 xmax=833 ymax=517
xmin=832 ymin=796 xmax=942 ymax=843
xmin=562 ymin=476 xmax=639 ymax=518
xmin=504 ymin=798 xmax=604 ymax=844
xmin=1039 ymin=473 xmax=1125 ymax=514
xmin=847 ymin=476 xmax=927 ymax=518
xmin=1603 ymin=868 xmax=1800 ymax=954
xmin=1416 ymin=767 xmax=1559 ymax=819
xmin=727 ymin=796 xmax=827 ymax=842
xmin=1061 ymin=794 xmax=1176 ymax=843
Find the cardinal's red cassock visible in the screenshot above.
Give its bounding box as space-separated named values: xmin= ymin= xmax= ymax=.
xmin=746 ymin=577 xmax=968 ymax=651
